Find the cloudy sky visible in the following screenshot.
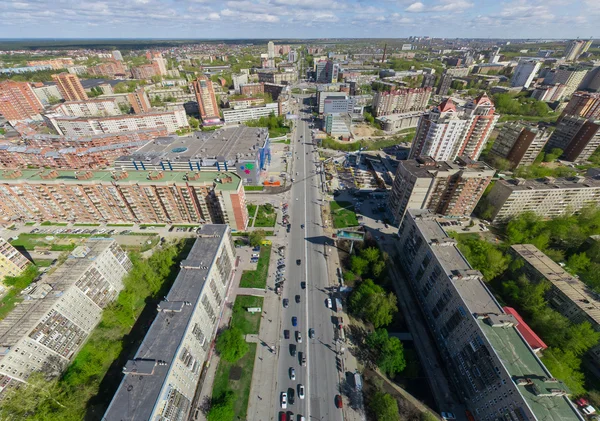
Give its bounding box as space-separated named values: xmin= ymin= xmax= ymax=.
xmin=1 ymin=0 xmax=598 ymax=39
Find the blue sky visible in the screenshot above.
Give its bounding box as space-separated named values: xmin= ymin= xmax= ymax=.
xmin=1 ymin=0 xmax=598 ymax=39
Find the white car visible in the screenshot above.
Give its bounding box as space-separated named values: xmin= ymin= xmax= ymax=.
xmin=298 ymin=384 xmax=305 ymax=399
xmin=296 ymin=331 xmax=302 ymax=343
xmin=281 ymin=392 xmax=288 ymax=409
xmin=441 ymin=412 xmax=456 ymax=420
xmin=326 ymin=298 xmax=333 ymax=309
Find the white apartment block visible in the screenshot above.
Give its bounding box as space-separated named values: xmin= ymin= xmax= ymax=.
xmin=45 ymin=107 xmax=189 ymax=136
xmin=223 ymin=102 xmax=279 ymax=124
xmin=544 ymin=67 xmax=589 ymax=98
xmin=0 ymin=238 xmax=30 ymax=281
xmin=511 ymin=60 xmax=541 ymax=88
xmin=487 ymin=176 xmax=600 ymax=224
xmin=51 ymin=99 xmax=122 ymax=118
xmin=104 ymin=226 xmax=235 ymax=421
xmin=0 ymin=239 xmax=131 ymax=388
xmin=32 ymin=85 xmax=63 ymax=106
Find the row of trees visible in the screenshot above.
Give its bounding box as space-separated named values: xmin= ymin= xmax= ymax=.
xmin=492 ymin=92 xmax=553 ymax=117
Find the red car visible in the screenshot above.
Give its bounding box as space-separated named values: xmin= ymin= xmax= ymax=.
xmin=335 ymin=394 xmax=343 ymax=408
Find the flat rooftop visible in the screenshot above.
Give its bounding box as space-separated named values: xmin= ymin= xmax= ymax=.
xmin=409 ymin=209 xmax=502 ymax=314
xmin=500 ymin=176 xmax=600 ymax=192
xmin=0 ymin=239 xmax=115 ymax=347
xmin=117 ymin=126 xmax=269 ymax=165
xmin=512 ymin=244 xmax=600 ymax=326
xmin=0 ymin=169 xmax=241 ymax=191
xmin=104 ymin=226 xmax=227 ymax=421
xmin=376 ymin=111 xmax=425 ymax=121
xmin=401 ymin=157 xmax=495 ymax=182
xmin=479 ymin=319 xmax=581 ymax=421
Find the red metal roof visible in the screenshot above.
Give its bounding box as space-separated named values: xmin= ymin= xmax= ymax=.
xmin=503 ymin=307 xmax=548 ymax=351
xmin=437 ymin=98 xmax=456 ymax=112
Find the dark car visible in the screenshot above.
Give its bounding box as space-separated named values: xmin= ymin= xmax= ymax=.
xmin=284 ymin=329 xmax=290 ymax=339
xmin=290 ymin=344 xmax=296 ymax=356
xmin=335 ymin=395 xmax=343 ymax=408
xmin=301 ymin=282 xmax=306 ymax=289
xmin=300 ymin=224 xmax=304 ymax=229
xmin=283 ymin=298 xmax=289 ymax=308
xmin=299 ymin=352 xmax=306 ymax=366
xmin=292 ymin=317 xmax=298 ymax=326
xmin=295 ymin=295 xmax=301 ymax=303
xmin=296 ymin=259 xmax=301 ymax=265
xmin=309 ymin=328 xmax=315 ymax=339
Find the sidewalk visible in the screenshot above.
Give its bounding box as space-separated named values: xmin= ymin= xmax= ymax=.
xmin=247 ymin=205 xmax=288 ymax=421
xmin=320 ymin=205 xmax=366 ymax=421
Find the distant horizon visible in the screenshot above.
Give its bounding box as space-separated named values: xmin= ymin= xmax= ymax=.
xmin=2 ymin=0 xmax=598 ymax=40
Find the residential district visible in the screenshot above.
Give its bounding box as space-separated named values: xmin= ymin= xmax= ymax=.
xmin=3 ymin=37 xmax=600 ymax=421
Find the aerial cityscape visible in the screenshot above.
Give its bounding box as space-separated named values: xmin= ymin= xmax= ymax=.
xmin=2 ymin=7 xmax=600 ymax=421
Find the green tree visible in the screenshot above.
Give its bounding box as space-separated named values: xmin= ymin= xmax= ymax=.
xmin=366 ymin=329 xmax=406 ymax=377
xmin=47 ymin=94 xmax=61 ymax=105
xmin=208 ymin=391 xmax=236 ymax=421
xmin=360 ymin=247 xmax=380 ymax=264
xmin=372 ymin=261 xmax=386 ymax=279
xmin=562 ymin=322 xmax=600 ymax=356
xmin=188 ymin=116 xmax=200 ymax=130
xmin=369 ymin=391 xmax=400 ymax=421
xmin=350 ymin=256 xmax=369 ymax=277
xmin=349 ymin=280 xmax=398 ymax=327
xmin=119 ymin=103 xmax=131 ymax=114
xmin=113 ymin=82 xmax=129 ymax=94
xmin=454 ymin=236 xmax=508 ymax=281
xmin=0 ymin=372 xmax=67 ymax=419
xmin=542 ymin=348 xmax=586 ymax=395
xmin=215 ymin=327 xmax=248 ymax=363
xmin=544 ymin=148 xmax=563 ymax=162
xmin=566 ymin=252 xmax=591 ymax=275
xmin=249 ymin=229 xmax=267 ymax=247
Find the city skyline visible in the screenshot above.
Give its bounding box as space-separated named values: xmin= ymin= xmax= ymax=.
xmin=2 ymin=0 xmax=599 ymax=39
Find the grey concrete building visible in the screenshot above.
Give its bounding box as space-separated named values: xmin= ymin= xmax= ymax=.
xmin=486 ymin=176 xmax=600 ymax=224
xmin=510 ymin=244 xmax=600 ymax=368
xmin=104 ymin=225 xmax=235 ymax=421
xmin=489 ymin=123 xmax=550 ymax=168
xmin=396 ymin=210 xmax=581 ymax=421
xmin=0 ymin=239 xmax=131 ymax=389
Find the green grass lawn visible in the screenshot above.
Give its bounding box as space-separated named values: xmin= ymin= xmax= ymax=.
xmin=254 ymin=204 xmax=277 ymax=227
xmin=40 ymin=221 xmax=68 ymax=226
xmin=212 ymin=343 xmax=257 ymax=421
xmin=247 ymin=203 xmax=257 ymax=216
xmin=244 ymin=186 xmax=265 ymax=191
xmin=0 ymin=266 xmax=39 ymax=321
xmin=24 ymin=222 xmax=36 ymax=226
xmin=231 ymin=296 xmax=264 ymax=335
xmin=73 ymin=223 xmax=101 ymax=226
xmin=232 ymin=231 xmax=275 ymax=237
xmin=330 ymin=201 xmax=359 ymax=228
xmin=240 ymin=245 xmax=271 ymax=288
xmin=32 ymin=259 xmax=54 ymax=267
xmin=106 ymin=223 xmax=134 ymax=227
xmin=139 ymin=223 xmax=166 ymax=228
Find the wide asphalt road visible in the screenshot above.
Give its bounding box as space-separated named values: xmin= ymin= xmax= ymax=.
xmin=275 ymin=96 xmax=342 ymax=421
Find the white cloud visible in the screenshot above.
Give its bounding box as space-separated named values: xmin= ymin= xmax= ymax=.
xmin=405 ymin=2 xmax=425 ymax=12
xmin=431 ymin=0 xmax=473 ymax=12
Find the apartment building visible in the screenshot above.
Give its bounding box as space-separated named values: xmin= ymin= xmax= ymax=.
xmin=51 ymin=73 xmax=88 ymax=101
xmin=325 ymin=113 xmax=352 ymax=138
xmin=222 ymin=102 xmax=278 ymax=124
xmin=372 ymin=87 xmax=432 ymax=117
xmin=564 ymin=39 xmax=593 ymax=61
xmin=257 ymin=71 xmax=297 ymax=85
xmin=193 ymin=76 xmax=220 ymax=122
xmin=397 ymin=210 xmax=580 ymax=421
xmin=531 ymin=84 xmax=567 ymax=102
xmin=387 ymin=156 xmax=494 ymax=225
xmin=561 ymin=92 xmax=600 ymax=121
xmin=511 ymin=60 xmax=541 ymax=88
xmin=31 ymin=85 xmax=62 ymax=106
xmin=0 ymin=238 xmax=30 ymax=281
xmin=510 ymin=244 xmax=600 ymax=367
xmin=437 ymin=67 xmax=470 ymax=95
xmin=315 ymin=60 xmax=339 ymax=84
xmin=547 ymin=114 xmax=600 ymax=162
xmin=376 ymin=112 xmax=423 ymax=132
xmin=240 ymin=83 xmax=265 ymax=97
xmin=127 ymin=87 xmax=151 ymax=114
xmin=87 ymin=60 xmax=127 ymax=78
xmin=543 ymin=67 xmax=589 ymax=98
xmin=489 ymin=123 xmax=550 ymax=168
xmin=104 ymin=226 xmax=234 ymax=421
xmin=317 ymin=91 xmax=347 ymax=114
xmin=0 ymin=128 xmax=166 ymax=170
xmin=50 ymin=99 xmax=122 ymax=118
xmin=0 ymin=168 xmax=249 ymax=230
xmin=131 ymin=64 xmax=159 ymax=80
xmin=486 ymin=176 xmax=600 ymax=224
xmin=44 ymin=107 xmax=189 ymax=136
xmin=0 ymin=81 xmax=44 ymax=122
xmin=232 ymin=73 xmax=249 ymax=93
xmin=0 ymin=239 xmax=131 ymax=388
